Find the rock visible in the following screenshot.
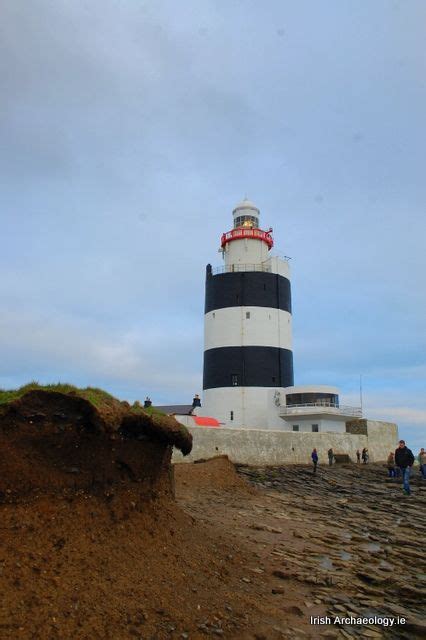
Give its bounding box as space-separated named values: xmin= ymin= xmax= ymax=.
xmin=284 ymin=605 xmax=303 ymax=617
xmin=356 ymin=572 xmax=386 ymax=585
xmin=404 ymin=618 xmax=426 ymax=634
xmin=272 ymin=569 xmax=291 ymax=580
xmin=250 ymin=524 xmax=283 ymax=534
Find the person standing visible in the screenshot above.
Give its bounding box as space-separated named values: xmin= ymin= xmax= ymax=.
xmin=356 ymin=449 xmax=361 ymax=464
xmin=387 ymin=452 xmax=396 ymax=478
xmin=361 ymin=447 xmax=369 ymax=464
xmin=418 ymin=447 xmax=426 ymax=479
xmin=395 ymin=440 xmax=415 ymax=495
xmin=311 ymin=448 xmax=318 ymax=473
xmin=328 ymin=448 xmax=334 ymax=466
xmin=192 ymin=394 xmax=201 ymax=409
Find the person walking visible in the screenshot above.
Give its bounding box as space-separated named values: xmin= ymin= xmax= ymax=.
xmin=418 ymin=447 xmax=426 ymax=479
xmin=387 ymin=452 xmax=396 ymax=478
xmin=361 ymin=447 xmax=369 ymax=464
xmin=356 ymin=449 xmax=361 ymax=464
xmin=328 ymin=448 xmax=334 ymax=466
xmin=395 ymin=440 xmax=415 ymax=495
xmin=311 ymin=448 xmax=318 ymax=473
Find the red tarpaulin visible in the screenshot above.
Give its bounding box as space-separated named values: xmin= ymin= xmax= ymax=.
xmin=193 ymin=416 xmax=221 ymax=427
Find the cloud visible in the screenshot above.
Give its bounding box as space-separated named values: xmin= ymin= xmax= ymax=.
xmin=0 ymin=0 xmax=425 ymax=435
xmin=0 ymin=309 xmax=202 ymax=403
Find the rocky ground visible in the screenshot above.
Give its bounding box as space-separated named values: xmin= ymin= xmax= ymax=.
xmin=176 ymin=460 xmax=426 ymax=639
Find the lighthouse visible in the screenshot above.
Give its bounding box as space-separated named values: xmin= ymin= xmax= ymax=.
xmin=202 ymin=199 xmax=294 ymax=428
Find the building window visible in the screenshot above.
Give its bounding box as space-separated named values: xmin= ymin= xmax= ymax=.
xmin=231 ymin=374 xmax=239 ymax=386
xmin=312 ymin=424 xmax=319 ymax=432
xmin=292 ymin=425 xmax=299 ymax=432
xmin=230 ymin=411 xmax=234 ymax=421
xmin=246 ymin=311 xmax=250 ymax=319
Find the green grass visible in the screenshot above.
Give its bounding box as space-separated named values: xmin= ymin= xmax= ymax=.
xmin=0 ymin=382 xmax=167 ymax=417
xmin=0 ymin=381 xmax=120 ymax=409
xmin=129 ymin=402 xmax=165 ymax=417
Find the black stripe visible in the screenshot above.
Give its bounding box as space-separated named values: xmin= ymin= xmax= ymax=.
xmin=203 ymin=346 xmax=294 ymax=390
xmin=205 ymin=267 xmax=291 ymax=314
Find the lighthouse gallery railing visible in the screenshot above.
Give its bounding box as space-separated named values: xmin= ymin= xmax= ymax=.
xmin=211 ymin=263 xmax=273 ymax=275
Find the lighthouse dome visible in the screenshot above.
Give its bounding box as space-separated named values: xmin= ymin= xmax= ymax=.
xmin=232 ymin=198 xmax=260 ymax=214
xmin=232 ymin=198 xmax=260 ymax=229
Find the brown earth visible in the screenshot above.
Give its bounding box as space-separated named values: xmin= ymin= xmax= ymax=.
xmin=0 ymin=397 xmax=425 ymax=640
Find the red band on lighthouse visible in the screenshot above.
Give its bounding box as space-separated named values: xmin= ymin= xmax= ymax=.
xmin=220 ymin=227 xmax=274 ymax=250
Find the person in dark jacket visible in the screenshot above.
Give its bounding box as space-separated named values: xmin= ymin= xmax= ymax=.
xmin=192 ymin=394 xmax=201 ymax=409
xmin=328 ymin=448 xmax=334 ymax=466
xmin=395 ymin=440 xmax=415 ymax=495
xmin=311 ymin=448 xmax=318 ymax=473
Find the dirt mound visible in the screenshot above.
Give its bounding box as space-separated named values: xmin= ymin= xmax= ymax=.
xmin=0 ymin=389 xmax=192 ymax=500
xmin=0 ymin=484 xmax=256 ymax=640
xmin=120 ymin=412 xmax=192 ymax=455
xmin=174 ymin=455 xmax=255 ymax=493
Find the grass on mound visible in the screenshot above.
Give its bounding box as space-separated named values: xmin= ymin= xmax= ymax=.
xmin=134 ymin=405 xmax=166 ymax=417
xmin=0 ymin=381 xmax=164 ymax=414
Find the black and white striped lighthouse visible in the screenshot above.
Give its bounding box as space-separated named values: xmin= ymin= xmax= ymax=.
xmin=202 ymin=199 xmax=294 ymax=428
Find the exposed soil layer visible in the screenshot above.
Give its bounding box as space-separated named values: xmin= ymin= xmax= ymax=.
xmin=0 ymin=390 xmax=191 ymax=499
xmin=0 ymin=389 xmax=192 ymax=452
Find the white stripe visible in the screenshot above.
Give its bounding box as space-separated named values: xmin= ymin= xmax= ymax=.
xmin=204 ymin=306 xmax=292 ymax=350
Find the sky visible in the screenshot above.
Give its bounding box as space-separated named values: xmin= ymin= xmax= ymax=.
xmin=1 ymin=0 xmax=425 ymax=451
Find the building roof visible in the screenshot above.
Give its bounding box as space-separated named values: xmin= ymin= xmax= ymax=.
xmin=155 ymin=404 xmax=194 ymax=415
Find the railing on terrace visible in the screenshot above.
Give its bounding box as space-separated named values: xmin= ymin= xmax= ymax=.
xmin=280 ymin=403 xmax=362 ymax=418
xmin=221 ymin=227 xmax=274 ymax=249
xmin=211 ymin=263 xmax=273 ymax=275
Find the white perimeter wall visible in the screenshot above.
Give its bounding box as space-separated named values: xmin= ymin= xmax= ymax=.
xmin=172 ymin=421 xmax=398 ymax=466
